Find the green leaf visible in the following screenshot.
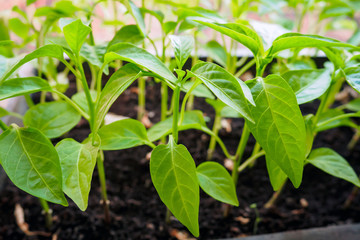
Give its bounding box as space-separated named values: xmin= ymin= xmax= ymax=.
xmin=106 ymin=43 xmax=178 ymax=86
xmin=9 ymin=18 xmax=30 ymax=39
xmin=163 ymin=21 xmax=177 ymax=35
xmin=99 ymin=119 xmax=149 ymax=150
xmin=190 ymin=62 xmax=254 ymax=123
xmin=306 ymin=148 xmax=360 ymax=187
xmin=344 ymin=98 xmax=360 ymax=112
xmin=182 ymin=81 xmax=214 ymax=99
xmin=281 ymin=69 xmax=331 ymax=104
xmin=246 ymin=75 xmax=306 ymax=188
xmin=107 ymin=25 xmax=145 ymax=48
xmin=204 ymin=40 xmax=227 ymax=67
xmin=316 ymin=109 xmax=357 ymax=132
xmin=196 ymin=161 xmax=238 ymax=206
xmin=0 ymin=107 xmax=10 ymax=118
xmin=147 ymin=110 xmax=207 ymax=142
xmin=150 ymin=136 xmax=199 ymax=237
xmin=0 ymin=77 xmax=51 ymax=101
xmin=345 ymin=67 xmax=360 ymax=94
xmin=56 ymin=138 xmax=98 ymax=211
xmin=27 ymin=0 xmax=37 ymax=5
xmin=269 ymin=33 xmax=358 ymax=55
xmin=63 ymin=19 xmax=91 ymax=54
xmin=194 ymin=20 xmax=263 ymax=56
xmin=80 ymin=43 xmax=106 ymax=70
xmin=0 ymin=125 xmax=67 ymax=205
xmin=94 ymin=64 xmax=142 ymax=134
xmin=23 ymin=102 xmax=81 ymax=139
xmin=72 ymin=90 xmax=97 ymax=115
xmin=266 ymin=158 xmax=288 ymax=191
xmin=124 ymin=0 xmax=146 ymax=36
xmin=169 ymin=35 xmax=194 ymax=69
xmin=0 ymin=45 xmax=65 ymax=83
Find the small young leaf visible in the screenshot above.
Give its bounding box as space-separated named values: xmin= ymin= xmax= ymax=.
xmin=24 ymin=102 xmax=81 ymax=139
xmin=106 ymin=43 xmax=178 ymax=86
xmin=345 ymin=67 xmax=360 ymax=94
xmin=269 ymin=33 xmax=357 ymax=55
xmin=107 ymin=25 xmax=145 ymax=48
xmin=169 ymin=35 xmax=194 ymax=69
xmin=190 ymin=62 xmax=254 ymax=123
xmin=63 ymin=19 xmax=91 ymax=54
xmin=124 ymin=0 xmax=146 ymax=36
xmin=246 ymin=75 xmax=306 ymax=188
xmin=150 ymin=136 xmax=199 ymax=237
xmin=0 ymin=77 xmax=51 ymax=101
xmin=195 ymin=20 xmax=262 ymax=57
xmin=344 ymin=98 xmax=360 ymax=112
xmin=80 ymin=43 xmax=106 ymax=70
xmin=94 ymin=64 xmax=142 ymax=134
xmin=0 ymin=125 xmax=68 ymax=206
xmin=0 ymin=107 xmax=10 ymax=118
xmin=99 ymin=119 xmax=149 ymax=150
xmin=281 ymin=69 xmax=331 ymax=104
xmin=56 ymin=138 xmax=98 ymax=211
xmin=196 ymin=161 xmax=239 ymax=206
xmin=306 ymin=148 xmax=360 ymax=187
xmin=204 ymin=40 xmax=227 ymax=67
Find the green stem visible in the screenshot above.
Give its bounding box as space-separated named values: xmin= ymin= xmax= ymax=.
xmin=316 ymin=113 xmax=360 ymax=129
xmin=248 ymin=142 xmax=261 ymax=168
xmin=160 ymin=81 xmax=168 ymax=143
xmin=207 ymin=110 xmax=222 ymax=160
xmin=76 ymin=56 xmax=95 ymax=130
xmin=235 ymin=58 xmax=256 ymax=78
xmin=53 ymin=91 xmax=90 ymax=120
xmin=89 ymin=64 xmax=98 ymax=90
xmin=264 ymin=180 xmax=286 ymax=209
xmin=172 ymin=86 xmax=181 ymax=143
xmin=39 ymin=198 xmax=52 ymax=229
xmin=0 ymin=120 xmax=9 ymax=131
xmin=179 ymin=80 xmax=201 ymax=125
xmin=232 ymin=123 xmax=250 ymax=184
xmin=97 ymin=150 xmax=111 ymax=224
xmin=40 ymin=91 xmax=46 ymax=103
xmin=137 ymin=77 xmax=146 ymax=121
xmin=238 ymin=150 xmax=265 ymax=173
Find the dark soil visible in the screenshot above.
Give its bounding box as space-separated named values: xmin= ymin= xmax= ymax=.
xmin=1 ymin=67 xmax=360 ymax=239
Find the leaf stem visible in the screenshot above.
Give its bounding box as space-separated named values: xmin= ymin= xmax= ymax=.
xmin=96 ymin=150 xmax=111 ymax=224
xmin=207 ymin=110 xmax=222 ymax=160
xmin=232 ymin=123 xmax=250 ymax=184
xmin=316 ymin=112 xmax=360 ymax=129
xmin=179 ymin=80 xmax=201 ymax=125
xmin=137 ymin=77 xmax=146 ymax=120
xmin=238 ymin=150 xmax=265 ymax=173
xmin=53 ymin=90 xmax=90 ymax=120
xmin=234 ymin=58 xmax=256 ymax=78
xmin=264 ymin=180 xmax=286 ymax=209
xmin=160 ymin=81 xmax=168 ymax=143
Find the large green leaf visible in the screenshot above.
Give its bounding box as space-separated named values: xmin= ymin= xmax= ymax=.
xmin=106 ymin=43 xmax=178 ymax=86
xmin=196 ymin=161 xmax=238 ymax=206
xmin=56 ymin=138 xmax=98 ymax=211
xmin=24 ymin=102 xmax=81 ymax=139
xmin=169 ymin=35 xmax=194 ymax=69
xmin=0 ymin=125 xmax=67 ymax=205
xmin=99 ymin=119 xmax=150 ymax=150
xmin=0 ymin=45 xmax=65 ymax=83
xmin=269 ymin=33 xmax=357 ymax=55
xmin=246 ymin=75 xmax=306 ymax=189
xmin=194 ymin=20 xmax=262 ymax=56
xmin=266 ymin=158 xmax=288 ymax=191
xmin=281 ymin=69 xmax=331 ymax=104
xmin=63 ymin=19 xmax=91 ymax=54
xmin=204 ymin=40 xmax=227 ymax=67
xmin=147 ymin=110 xmax=207 ymax=142
xmin=80 ymin=43 xmax=106 ymax=70
xmin=0 ymin=77 xmax=51 ymax=101
xmin=94 ymin=64 xmax=142 ymax=134
xmin=150 ymin=136 xmax=199 ymax=237
xmin=306 ymin=148 xmax=360 ymax=187
xmin=190 ymin=62 xmax=254 ymax=123
xmin=345 ymin=67 xmax=360 ymax=94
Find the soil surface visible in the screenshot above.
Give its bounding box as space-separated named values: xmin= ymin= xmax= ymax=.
xmin=1 ymin=69 xmax=360 ymax=239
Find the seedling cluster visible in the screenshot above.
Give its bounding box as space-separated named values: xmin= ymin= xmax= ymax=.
xmin=1 ymin=0 xmax=360 ymax=237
